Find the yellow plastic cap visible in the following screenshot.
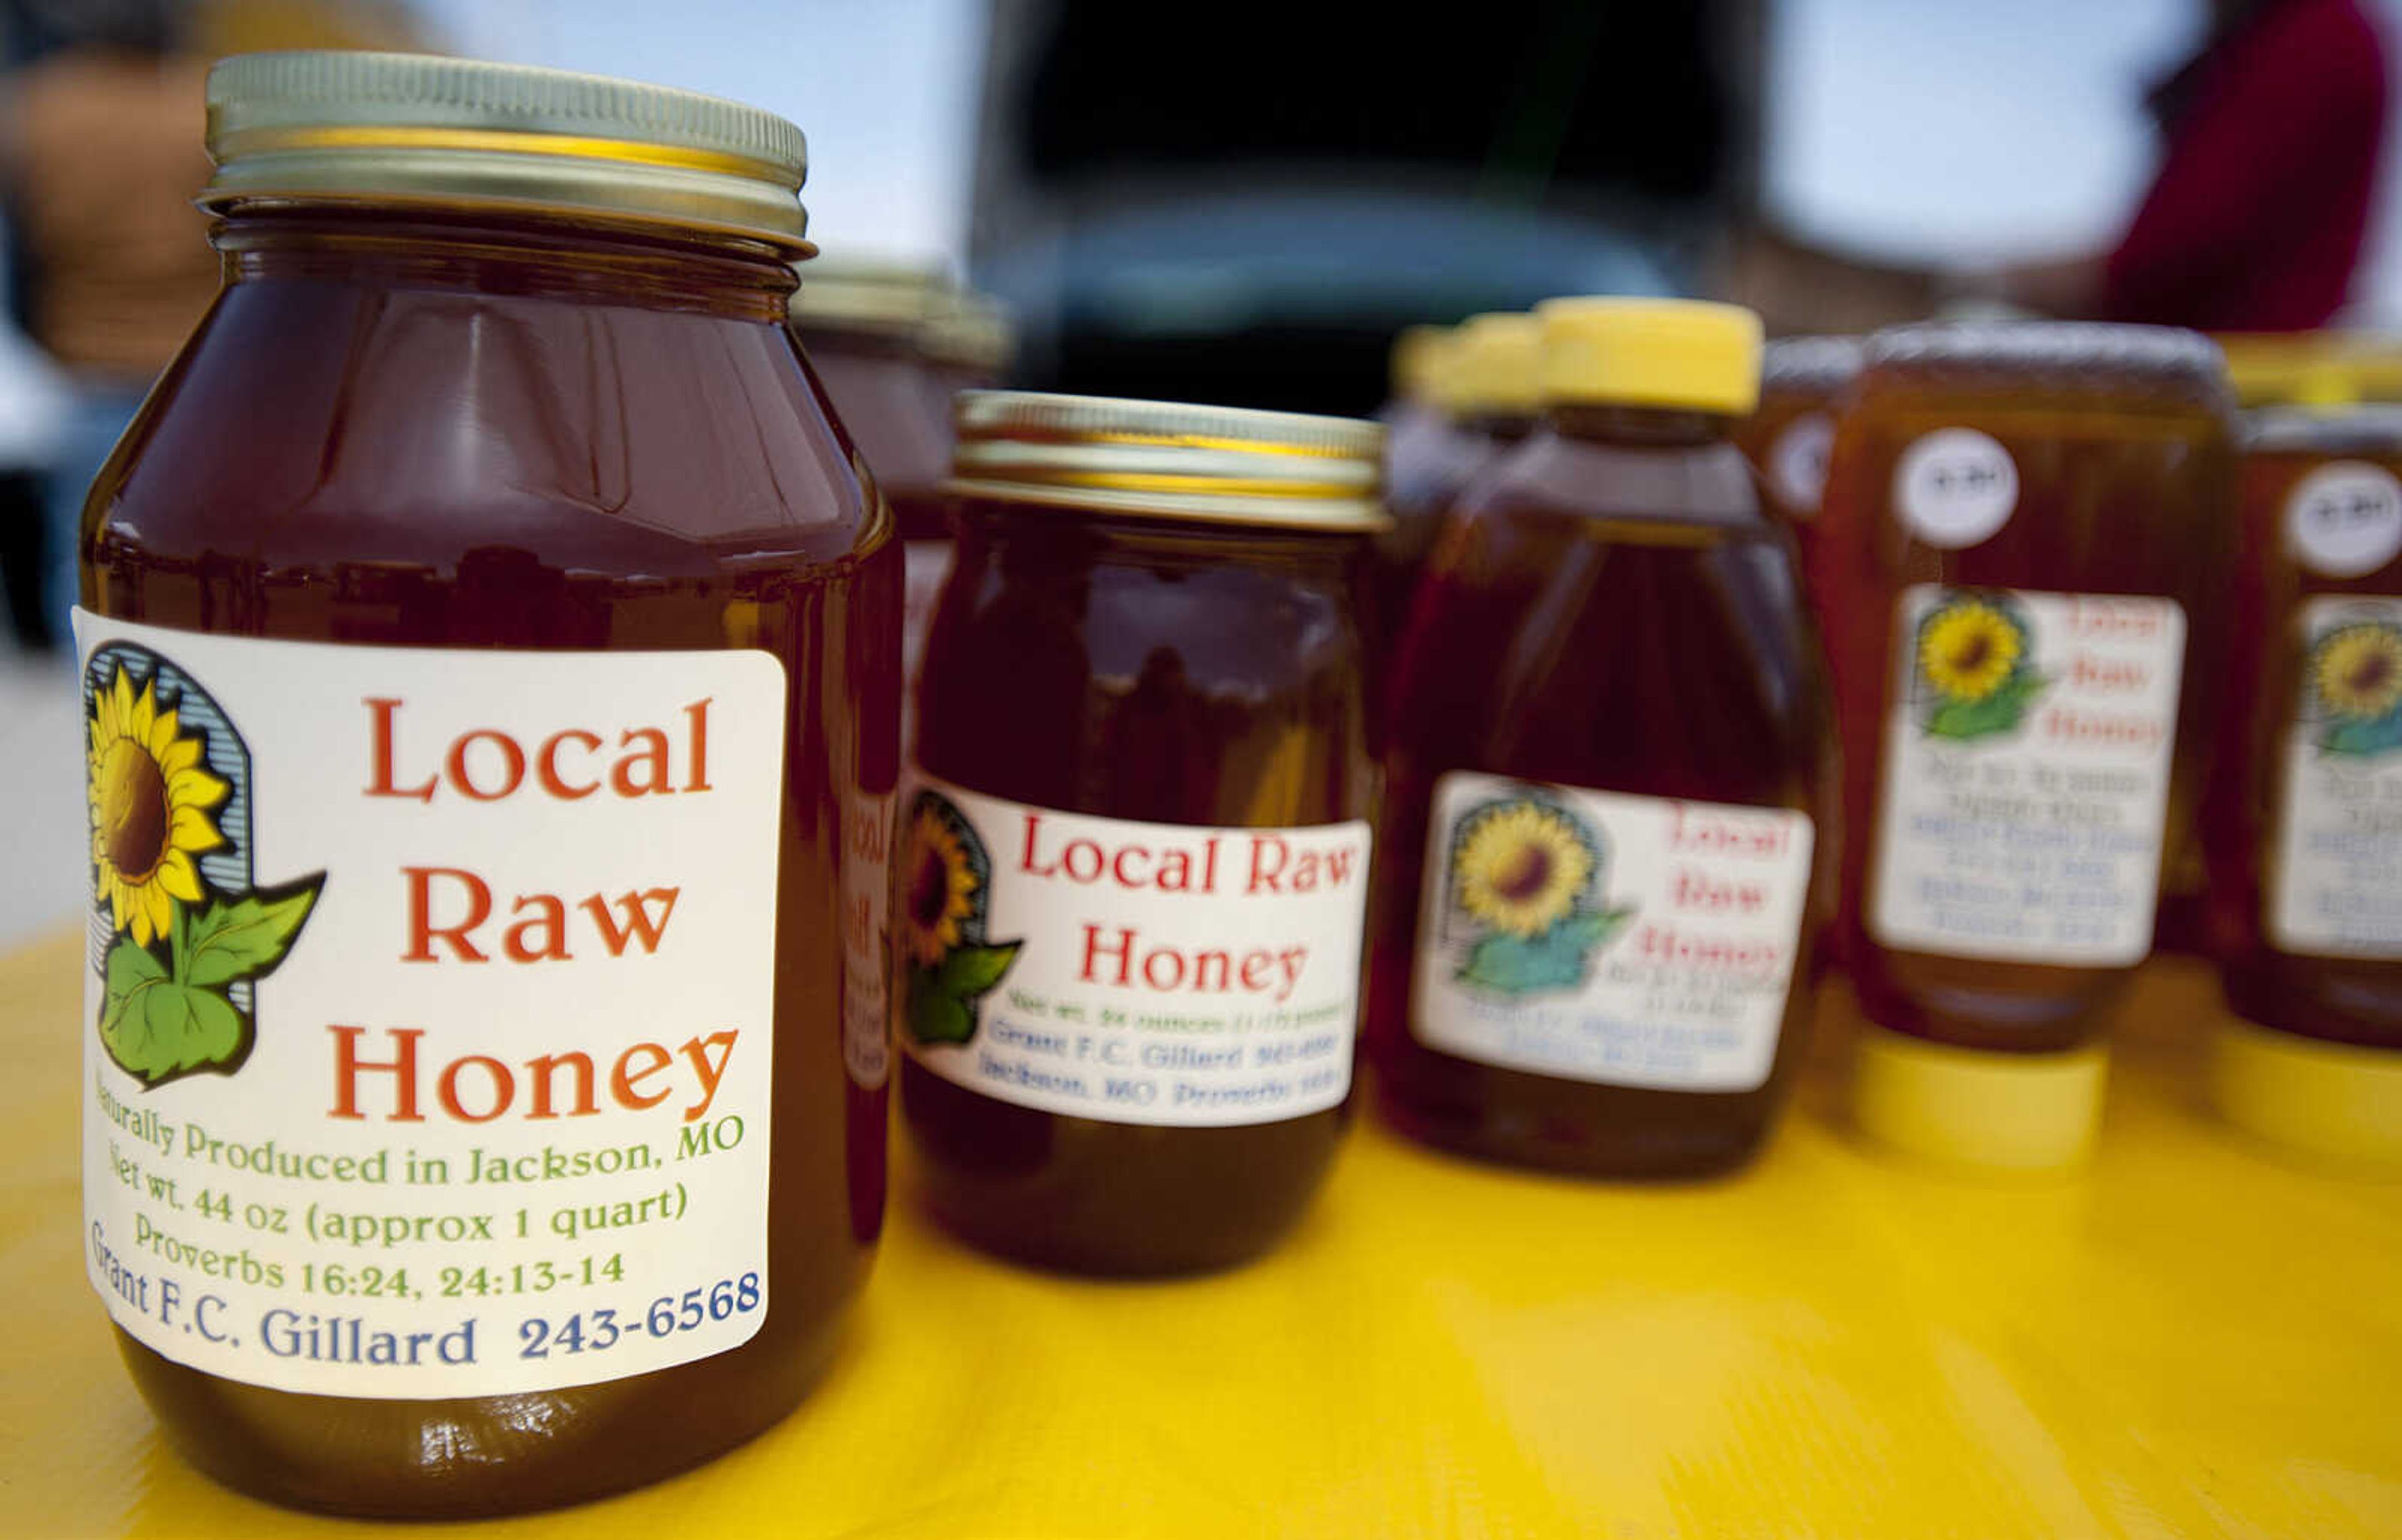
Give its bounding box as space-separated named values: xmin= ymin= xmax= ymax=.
xmin=1852 ymin=1026 xmax=2106 ymax=1175
xmin=1537 ymin=296 xmax=1763 ymax=415
xmin=2211 ymin=1020 xmax=2402 ymax=1170
xmin=1390 ymin=324 xmax=1451 ymax=402
xmin=1446 ymin=313 xmax=1543 ymax=418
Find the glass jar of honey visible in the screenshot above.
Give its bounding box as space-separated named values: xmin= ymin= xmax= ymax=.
xmin=2204 ymin=402 xmax=2402 ymax=1165
xmin=919 ymin=289 xmax=1013 ymax=402
xmin=1371 ymin=313 xmax=1539 ymax=654
xmin=1370 ymin=298 xmax=1834 ymax=1177
xmin=73 ymin=53 xmax=895 ymax=1516
xmin=1736 ymin=335 xmax=1861 ymax=602
xmin=901 ymin=392 xmax=1384 ymax=1274
xmin=789 ymin=255 xmax=960 ymax=722
xmin=1823 ymin=323 xmax=2236 ymax=1170
xmin=1379 ymin=321 xmax=1451 ymax=463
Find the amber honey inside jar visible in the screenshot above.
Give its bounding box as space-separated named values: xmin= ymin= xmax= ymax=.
xmin=1735 ymin=335 xmax=1860 ymax=609
xmin=1822 ymin=323 xmax=2236 ymax=1171
xmin=2203 ymin=403 xmax=2402 ymax=1165
xmin=1371 ymin=313 xmax=1539 ymax=656
xmin=901 ymin=392 xmax=1384 ymax=1275
xmin=74 ymin=53 xmax=895 ymax=1516
xmin=1369 ymin=298 xmax=1833 ymax=1177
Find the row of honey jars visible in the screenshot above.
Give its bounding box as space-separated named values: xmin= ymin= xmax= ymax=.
xmin=1743 ymin=327 xmax=2402 ymax=1172
xmin=789 ymin=262 xmax=1012 ymax=731
xmin=894 ymin=302 xmax=1833 ymax=1266
xmin=1373 ymin=312 xmax=1541 ymax=653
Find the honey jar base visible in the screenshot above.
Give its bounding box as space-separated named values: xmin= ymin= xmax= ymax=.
xmin=1373 ymin=1087 xmax=1773 ymax=1182
xmin=120 ymin=1324 xmax=841 ymax=1519
xmin=2211 ymin=1018 xmax=2402 ymax=1171
xmin=1850 ymin=1026 xmax=2107 ymax=1175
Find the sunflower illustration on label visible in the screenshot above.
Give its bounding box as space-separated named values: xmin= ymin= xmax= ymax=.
xmin=898 ymin=786 xmax=1021 ymax=1046
xmin=2306 ymin=618 xmax=2402 ymax=757
xmin=81 ymin=643 xmax=323 ymax=1087
xmin=1443 ymin=794 xmax=1635 ymax=995
xmin=1913 ymin=592 xmax=2047 ymax=741
xmin=2268 ymin=599 xmax=2402 ymax=958
xmin=1413 ymin=773 xmax=1813 ymax=1092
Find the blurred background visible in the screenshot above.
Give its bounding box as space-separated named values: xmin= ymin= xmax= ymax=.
xmin=1 ymin=0 xmax=2397 ymax=941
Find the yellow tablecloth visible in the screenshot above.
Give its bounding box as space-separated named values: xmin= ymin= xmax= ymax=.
xmin=3 ymin=927 xmax=2395 ymax=1538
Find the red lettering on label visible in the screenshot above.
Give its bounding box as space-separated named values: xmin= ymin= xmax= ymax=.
xmin=537 ymin=729 xmax=602 ymax=799
xmin=408 ymin=874 xmax=676 ymax=963
xmin=365 ymin=698 xmax=437 ymax=802
xmin=1668 ymin=866 xmax=1766 ymax=914
xmin=612 ymin=1042 xmax=673 ymax=1110
xmin=2066 ymin=597 xmax=2164 ymax=639
xmin=1667 ymin=801 xmax=1791 ymax=859
xmin=2039 ymin=706 xmax=2164 ymax=752
xmin=328 ymin=1024 xmax=422 ymax=1120
xmin=525 ymin=1051 xmax=598 ymax=1119
xmin=1245 ymin=834 xmax=1357 ymax=894
xmin=1077 ymin=924 xmax=1307 ymax=1003
xmin=580 ymin=888 xmax=679 ymax=956
xmin=448 ymin=730 xmax=526 ymax=801
xmin=438 ymin=1055 xmax=514 ymax=1122
xmin=330 ymin=1026 xmax=737 ymax=1123
xmin=360 ymin=699 xmax=709 ymax=804
xmin=2067 ymin=653 xmax=2148 ymax=693
xmin=504 ymin=894 xmax=571 ymax=963
xmin=405 ymin=867 xmax=492 ymax=963
xmin=611 ymin=728 xmax=674 ymax=797
xmin=1025 ymin=816 xmax=1219 ymax=892
xmin=1631 ymin=923 xmax=1785 ymax=973
xmin=683 ymin=699 xmax=713 ymax=792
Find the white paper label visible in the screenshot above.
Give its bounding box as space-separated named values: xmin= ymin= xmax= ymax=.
xmin=1869 ymin=587 xmax=2185 ymax=965
xmin=1895 ymin=428 xmax=2018 ymax=549
xmin=2285 ymin=462 xmax=2402 ymax=579
xmin=74 ymin=613 xmax=783 ymax=1398
xmin=895 ymin=775 xmax=1368 ymax=1126
xmin=2268 ymin=597 xmax=2402 ymax=956
xmin=1768 ymin=410 xmax=1835 ymax=519
xmin=1410 ymin=774 xmax=1815 ymax=1092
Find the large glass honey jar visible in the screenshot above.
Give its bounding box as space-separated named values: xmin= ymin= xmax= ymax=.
xmin=74 ymin=53 xmax=895 ymax=1515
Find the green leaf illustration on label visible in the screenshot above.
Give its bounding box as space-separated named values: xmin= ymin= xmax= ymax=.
xmin=83 ymin=648 xmax=327 ymax=1087
xmin=898 ymin=789 xmax=1021 ymax=1046
xmin=1456 ymin=907 xmax=1634 ymax=993
xmin=1915 ymin=593 xmax=2047 ymax=742
xmin=1444 ymin=794 xmax=1633 ymax=998
xmin=180 ymin=883 xmax=322 ymax=988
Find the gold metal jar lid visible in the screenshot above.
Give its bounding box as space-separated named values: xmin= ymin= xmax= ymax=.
xmin=921 ymin=293 xmax=1016 ymax=375
xmin=792 ymin=252 xmax=956 ymax=334
xmin=950 ymin=392 xmax=1389 ymax=533
xmin=201 ymin=51 xmax=812 ymax=251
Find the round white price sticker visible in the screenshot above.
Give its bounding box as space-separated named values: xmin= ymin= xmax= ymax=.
xmin=1768 ymin=412 xmax=1835 ymax=519
xmin=2285 ymin=460 xmax=2402 ymax=578
xmin=1894 ymin=427 xmax=2017 ymax=549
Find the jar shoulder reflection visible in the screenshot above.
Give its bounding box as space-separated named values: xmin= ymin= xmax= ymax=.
xmin=918 ymin=503 xmax=1372 ymax=824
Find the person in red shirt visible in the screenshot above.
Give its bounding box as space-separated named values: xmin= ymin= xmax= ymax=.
xmin=2002 ymin=0 xmax=2389 ymax=329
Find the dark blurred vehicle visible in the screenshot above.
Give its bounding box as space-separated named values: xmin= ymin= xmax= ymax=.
xmin=967 ymin=0 xmax=1761 ymax=413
